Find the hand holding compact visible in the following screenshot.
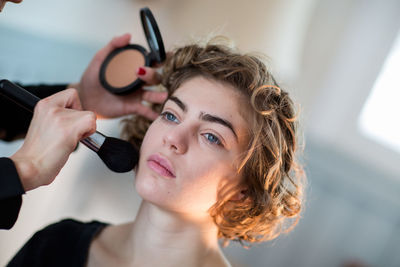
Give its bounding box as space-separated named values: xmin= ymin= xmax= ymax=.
xmin=99 ymin=7 xmax=166 ymax=95
xmin=10 ymin=89 xmax=96 ymax=191
xmin=73 ymin=34 xmax=166 ymax=120
xmin=73 ymin=8 xmax=167 ymax=120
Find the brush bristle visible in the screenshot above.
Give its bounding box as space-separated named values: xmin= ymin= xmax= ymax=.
xmin=97 ymin=137 xmax=139 ymax=173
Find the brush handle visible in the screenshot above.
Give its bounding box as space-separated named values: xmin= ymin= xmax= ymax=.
xmin=0 ymin=79 xmax=39 ymax=111
xmin=0 ymin=79 xmax=106 ymax=150
xmin=80 ymin=132 xmax=106 ymax=152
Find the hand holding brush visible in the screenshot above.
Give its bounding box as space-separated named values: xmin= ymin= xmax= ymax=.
xmin=0 ymin=80 xmax=139 ymax=189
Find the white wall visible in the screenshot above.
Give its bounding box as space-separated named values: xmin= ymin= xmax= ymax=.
xmin=0 ymin=0 xmax=316 ymax=85
xmin=302 ymin=0 xmax=400 ymax=178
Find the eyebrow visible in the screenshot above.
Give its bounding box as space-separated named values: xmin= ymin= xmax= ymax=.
xmin=200 ymin=113 xmax=238 ymax=141
xmin=169 ymin=96 xmax=186 ymax=112
xmin=166 ymin=96 xmax=238 ymax=141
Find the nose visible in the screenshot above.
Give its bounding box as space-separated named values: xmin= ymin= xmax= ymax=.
xmin=162 ymin=124 xmax=189 ymax=154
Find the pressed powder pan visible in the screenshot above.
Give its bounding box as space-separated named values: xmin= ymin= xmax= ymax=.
xmin=104 ymin=46 xmax=147 ymax=89
xmin=99 ymin=7 xmax=166 ymax=95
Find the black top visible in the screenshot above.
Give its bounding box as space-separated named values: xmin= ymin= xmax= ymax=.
xmin=0 ymin=84 xmax=66 ymax=230
xmin=7 ymin=219 xmax=108 ymax=267
xmin=0 ymin=158 xmax=25 ymax=229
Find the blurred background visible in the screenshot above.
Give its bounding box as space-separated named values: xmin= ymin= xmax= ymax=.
xmin=1 ymin=0 xmax=400 ymax=266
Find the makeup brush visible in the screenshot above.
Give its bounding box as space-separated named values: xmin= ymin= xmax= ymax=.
xmin=0 ymin=79 xmax=138 ymax=173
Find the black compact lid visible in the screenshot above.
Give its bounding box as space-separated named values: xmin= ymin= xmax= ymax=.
xmin=140 ymin=7 xmax=166 ymax=63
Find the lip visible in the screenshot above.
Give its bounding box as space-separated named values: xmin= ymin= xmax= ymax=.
xmin=147 ymin=154 xmax=176 ymax=178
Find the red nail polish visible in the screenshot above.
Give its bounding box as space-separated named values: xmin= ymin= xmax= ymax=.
xmin=137 ymin=67 xmax=146 ymax=75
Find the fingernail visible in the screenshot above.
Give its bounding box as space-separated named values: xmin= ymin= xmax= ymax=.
xmin=137 ymin=67 xmax=146 ymax=75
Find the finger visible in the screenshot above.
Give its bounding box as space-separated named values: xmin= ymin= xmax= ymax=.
xmin=63 ymin=88 xmax=83 ymax=110
xmin=110 ymin=33 xmax=131 ymax=48
xmin=94 ymin=33 xmax=132 ymax=61
xmin=133 ymin=104 xmax=160 ymax=121
xmin=141 ymin=90 xmax=168 ymax=104
xmin=137 ymin=66 xmax=162 ymax=85
xmin=70 ymin=110 xmax=97 ymax=140
xmin=36 ymin=89 xmax=82 ymax=112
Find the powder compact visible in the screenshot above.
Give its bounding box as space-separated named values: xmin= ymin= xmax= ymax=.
xmin=99 ymin=7 xmax=166 ymax=95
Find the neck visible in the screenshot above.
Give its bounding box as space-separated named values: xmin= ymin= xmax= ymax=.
xmin=112 ymin=201 xmax=224 ymax=266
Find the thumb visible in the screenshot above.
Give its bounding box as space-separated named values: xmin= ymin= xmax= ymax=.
xmin=103 ymin=33 xmax=131 ymax=55
xmin=110 ymin=33 xmax=131 ymax=48
xmin=94 ymin=33 xmax=131 ymax=62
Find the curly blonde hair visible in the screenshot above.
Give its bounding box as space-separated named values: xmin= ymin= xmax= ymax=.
xmin=122 ymin=38 xmax=305 ymax=246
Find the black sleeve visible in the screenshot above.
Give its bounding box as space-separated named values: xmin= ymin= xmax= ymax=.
xmin=0 ymin=157 xmax=25 ymax=230
xmin=0 ymin=84 xmax=66 ymax=229
xmin=6 ymin=219 xmax=81 ymax=267
xmin=0 ymin=84 xmax=67 ymax=141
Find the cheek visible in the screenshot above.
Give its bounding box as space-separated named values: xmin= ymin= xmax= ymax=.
xmin=135 ymin=124 xmax=161 ymax=192
xmin=139 ymin=121 xmax=160 ymax=154
xmin=180 ymin=156 xmax=238 ymax=201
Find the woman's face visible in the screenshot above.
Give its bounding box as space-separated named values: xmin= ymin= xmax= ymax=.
xmin=135 ymin=76 xmax=251 ymax=217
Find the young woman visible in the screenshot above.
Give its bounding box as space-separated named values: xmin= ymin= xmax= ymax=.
xmin=8 ymin=37 xmax=305 ymax=267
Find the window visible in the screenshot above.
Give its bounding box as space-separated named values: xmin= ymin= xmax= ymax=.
xmin=359 ymin=31 xmax=400 ymax=154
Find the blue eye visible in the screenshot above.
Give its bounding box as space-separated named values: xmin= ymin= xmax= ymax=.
xmin=204 ymin=133 xmax=222 ymax=146
xmin=161 ymin=111 xmax=179 ymax=123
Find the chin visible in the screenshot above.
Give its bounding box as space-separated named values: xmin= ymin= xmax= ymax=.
xmin=135 ymin=170 xmax=171 ymax=205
